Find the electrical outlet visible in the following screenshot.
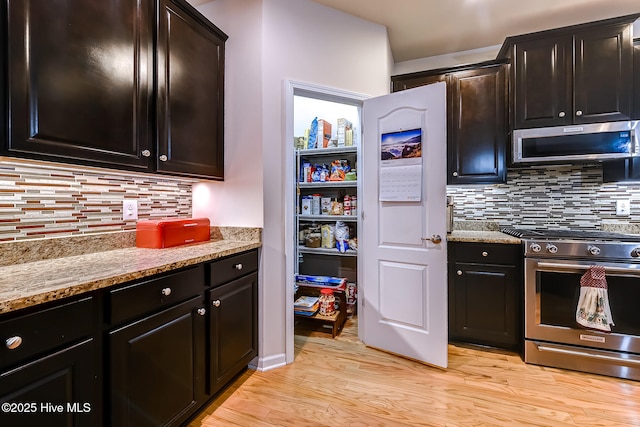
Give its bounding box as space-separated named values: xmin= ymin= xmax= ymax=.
xmin=123 ymin=200 xmax=138 ymax=220
xmin=616 ymin=199 xmax=630 ymax=216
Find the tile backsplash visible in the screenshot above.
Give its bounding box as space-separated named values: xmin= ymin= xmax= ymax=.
xmin=0 ymin=159 xmax=194 ymax=241
xmin=447 ymin=164 xmax=640 ymax=230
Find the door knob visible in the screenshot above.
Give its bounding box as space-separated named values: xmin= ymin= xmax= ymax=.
xmin=212 ymin=300 xmax=221 ymax=307
xmin=159 ymin=155 xmax=168 ymax=162
xmin=558 ymin=111 xmax=565 ymax=118
xmin=422 ymin=234 xmax=442 ymax=244
xmin=576 ymin=110 xmax=583 ymax=116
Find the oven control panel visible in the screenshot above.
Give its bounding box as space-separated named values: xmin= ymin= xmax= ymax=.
xmin=524 ymin=239 xmax=640 ymax=261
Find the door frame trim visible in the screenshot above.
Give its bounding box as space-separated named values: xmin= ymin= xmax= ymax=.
xmin=284 ymin=80 xmax=368 ymax=364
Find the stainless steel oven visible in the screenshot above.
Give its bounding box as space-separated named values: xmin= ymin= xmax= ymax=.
xmin=502 ymin=228 xmax=640 ymax=380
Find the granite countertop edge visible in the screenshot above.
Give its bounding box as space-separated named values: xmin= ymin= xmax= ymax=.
xmin=0 ymin=236 xmax=261 ymax=315
xmin=447 ymin=230 xmax=522 ymax=245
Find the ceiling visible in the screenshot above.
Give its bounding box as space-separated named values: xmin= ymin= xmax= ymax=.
xmin=188 ymin=0 xmax=640 ymax=63
xmin=311 ymin=0 xmax=640 ymax=62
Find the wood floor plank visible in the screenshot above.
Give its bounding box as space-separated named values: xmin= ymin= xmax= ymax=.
xmin=188 ymin=318 xmax=640 ymax=427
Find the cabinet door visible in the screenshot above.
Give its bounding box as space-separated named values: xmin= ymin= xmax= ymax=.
xmin=108 ymin=296 xmax=205 ymax=427
xmin=635 ymin=40 xmax=640 ymax=121
xmin=156 ymin=0 xmax=226 ymax=179
xmin=3 ymin=0 xmax=153 ymax=170
xmin=448 ymin=65 xmax=507 ymax=184
xmin=449 ymin=262 xmax=519 ymax=349
xmin=513 ymin=36 xmax=572 ymax=129
xmin=0 ymin=339 xmax=99 ymax=427
xmin=573 ymin=23 xmax=633 ymax=124
xmin=208 ymin=273 xmax=258 ymax=396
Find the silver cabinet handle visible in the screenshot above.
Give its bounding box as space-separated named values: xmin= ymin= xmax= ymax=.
xmin=457 ymin=270 xmax=463 ymax=276
xmin=558 ymin=111 xmax=565 ymax=118
xmin=482 ymin=251 xmax=488 ymax=257
xmin=159 ymin=155 xmax=168 ymax=162
xmin=234 ymin=263 xmax=243 ymax=270
xmin=576 ymin=110 xmax=583 ymax=116
xmin=197 ymin=308 xmax=206 ymax=316
xmin=6 ymin=336 xmax=22 ymax=350
xmin=212 ymin=300 xmax=221 ymax=307
xmin=452 ymin=171 xmax=458 ymax=177
xmin=161 ymin=287 xmax=172 ymax=296
xmin=141 ymin=149 xmax=151 ymax=157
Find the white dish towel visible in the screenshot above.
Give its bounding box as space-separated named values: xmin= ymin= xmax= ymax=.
xmin=576 ymin=265 xmax=614 ymax=332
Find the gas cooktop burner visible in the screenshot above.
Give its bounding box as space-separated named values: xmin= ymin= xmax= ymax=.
xmin=500 ymin=227 xmax=640 ymax=242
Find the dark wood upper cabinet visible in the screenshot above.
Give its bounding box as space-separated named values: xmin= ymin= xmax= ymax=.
xmin=1 ymin=0 xmax=227 ymax=179
xmin=634 ymin=38 xmax=640 ymax=121
xmin=3 ymin=0 xmax=154 ymax=171
xmin=448 ymin=65 xmax=507 ymax=184
xmin=512 ymin=36 xmax=571 ymax=128
xmin=506 ymin=16 xmax=636 ymax=129
xmin=156 ymin=0 xmax=226 ymax=179
xmin=391 ymin=61 xmax=507 ymax=185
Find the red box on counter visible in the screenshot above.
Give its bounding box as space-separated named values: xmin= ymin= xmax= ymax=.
xmin=136 ymin=218 xmax=211 ymax=248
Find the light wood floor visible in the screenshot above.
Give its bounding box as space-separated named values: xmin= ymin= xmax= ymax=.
xmin=188 ymin=317 xmax=640 ymax=426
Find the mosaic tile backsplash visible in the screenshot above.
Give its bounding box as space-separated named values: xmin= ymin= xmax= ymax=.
xmin=447 ymin=164 xmax=640 ymax=230
xmin=0 ymin=160 xmax=194 ymax=241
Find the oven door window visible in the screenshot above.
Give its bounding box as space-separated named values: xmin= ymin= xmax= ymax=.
xmin=538 ymin=270 xmax=640 ymax=335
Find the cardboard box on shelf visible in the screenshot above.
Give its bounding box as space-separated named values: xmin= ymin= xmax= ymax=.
xmin=317 ymin=119 xmax=332 ymax=148
xmin=336 ymin=118 xmax=352 ymax=147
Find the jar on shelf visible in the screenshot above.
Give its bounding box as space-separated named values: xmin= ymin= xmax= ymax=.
xmin=318 ymin=288 xmax=336 ymax=316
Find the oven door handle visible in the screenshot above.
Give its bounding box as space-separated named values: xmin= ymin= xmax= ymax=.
xmin=537 ymin=262 xmax=638 ymax=275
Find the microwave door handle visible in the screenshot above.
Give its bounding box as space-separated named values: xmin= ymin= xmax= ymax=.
xmin=537 ymin=262 xmax=639 ymax=275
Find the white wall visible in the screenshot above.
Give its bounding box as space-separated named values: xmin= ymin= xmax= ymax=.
xmin=393 ymin=44 xmax=501 ymax=76
xmin=194 ymin=0 xmax=264 ymax=227
xmin=196 ymin=0 xmax=392 ymax=369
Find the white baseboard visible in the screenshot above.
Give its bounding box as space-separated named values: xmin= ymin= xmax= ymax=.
xmin=248 ymin=353 xmax=287 ymax=372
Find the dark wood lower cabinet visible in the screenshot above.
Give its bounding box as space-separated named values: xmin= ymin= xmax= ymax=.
xmin=208 ymin=273 xmax=258 ymax=396
xmin=448 ymin=242 xmax=522 ymax=352
xmin=108 ymin=296 xmax=206 ymax=427
xmin=0 ymin=249 xmax=259 ymax=427
xmin=0 ymin=339 xmax=99 ymax=427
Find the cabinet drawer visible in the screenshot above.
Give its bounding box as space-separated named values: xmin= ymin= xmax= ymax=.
xmin=209 ymin=250 xmax=258 ymax=288
xmin=0 ymin=296 xmax=94 ymax=370
xmin=451 ymin=242 xmax=521 ymax=265
xmin=108 ymin=265 xmax=204 ymax=326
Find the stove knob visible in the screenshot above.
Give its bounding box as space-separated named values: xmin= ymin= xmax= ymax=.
xmin=631 ymin=248 xmax=640 ymax=258
xmin=546 ymin=244 xmax=558 ymax=254
xmin=529 ymin=243 xmax=541 ymax=253
xmin=588 ymin=245 xmax=601 ymax=256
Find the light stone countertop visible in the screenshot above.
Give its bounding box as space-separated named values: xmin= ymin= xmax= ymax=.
xmin=0 ymin=235 xmax=261 ymax=315
xmin=447 ymin=230 xmax=522 ymax=245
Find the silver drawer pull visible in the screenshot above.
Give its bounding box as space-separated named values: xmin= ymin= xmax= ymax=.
xmin=6 ymin=336 xmax=23 ymax=350
xmin=482 ymin=251 xmax=488 ymax=257
xmin=161 ymin=287 xmax=172 ymax=296
xmin=456 ymin=270 xmax=463 ymax=276
xmin=212 ymin=300 xmax=221 ymax=307
xmin=159 ymin=154 xmax=168 ymax=162
xmin=234 ymin=263 xmax=243 ymax=270
xmin=141 ymin=149 xmax=151 ymax=157
xmin=197 ymin=308 xmax=206 ymax=316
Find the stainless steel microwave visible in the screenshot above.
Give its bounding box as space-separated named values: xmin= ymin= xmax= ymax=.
xmin=512 ymin=121 xmax=640 ymax=165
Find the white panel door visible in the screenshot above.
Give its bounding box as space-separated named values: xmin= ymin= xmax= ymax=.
xmin=361 ymin=82 xmax=447 ymax=368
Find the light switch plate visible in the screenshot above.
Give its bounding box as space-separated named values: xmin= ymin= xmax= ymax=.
xmin=123 ymin=200 xmax=138 ymax=220
xmin=616 ymin=199 xmax=630 ymax=216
